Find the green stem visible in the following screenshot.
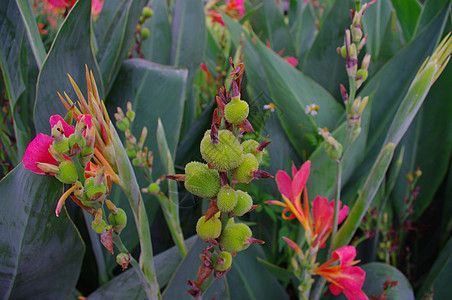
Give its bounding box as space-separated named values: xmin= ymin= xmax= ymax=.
xmin=83 ymin=211 xmax=109 ymax=285
xmin=330 ymin=161 xmax=342 ymax=244
xmin=310 ymin=277 xmax=326 ymax=300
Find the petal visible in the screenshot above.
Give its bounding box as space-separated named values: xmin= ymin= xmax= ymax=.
xmin=49 ymin=115 xmax=74 ymax=137
xmin=265 ymin=200 xmax=287 ymax=207
xmin=23 ymin=133 xmax=58 ymax=174
xmin=335 ymin=267 xmax=366 ymax=298
xmin=343 ymin=288 xmax=369 ymax=300
xmin=338 ymin=202 xmax=349 ymax=225
xmin=78 ymin=114 xmax=93 ymax=129
xmin=275 ymin=170 xmax=293 ymax=201
xmin=292 ymin=160 xmax=310 ymax=200
xmin=333 ymin=246 xmax=357 ymax=267
xmin=329 ymin=283 xmax=342 ymax=296
xmin=312 ymin=196 xmax=333 ymax=233
xmin=282 ymin=236 xmax=301 ymax=253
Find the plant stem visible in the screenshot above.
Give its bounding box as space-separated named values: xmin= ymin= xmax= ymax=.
xmin=330 ymin=161 xmax=342 ymax=244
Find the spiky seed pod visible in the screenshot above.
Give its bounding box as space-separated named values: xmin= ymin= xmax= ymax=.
xmin=220 ymin=223 xmax=252 ymax=253
xmin=200 ymin=130 xmax=244 ymax=172
xmin=196 ymin=216 xmax=222 ymax=240
xmin=242 ymin=139 xmax=264 ymax=163
xmin=224 ymin=97 xmax=249 ymax=124
xmin=233 ymin=153 xmax=258 ymax=183
xmin=184 ymin=161 xmax=221 ymax=198
xmin=215 ymin=251 xmax=233 ymax=272
xmin=55 ymin=160 xmax=78 ymax=184
xmin=233 ymin=190 xmax=253 ymax=217
xmin=217 ymin=186 xmax=238 ymax=213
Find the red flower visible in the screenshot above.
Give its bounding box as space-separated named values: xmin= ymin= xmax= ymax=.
xmin=312 ymin=196 xmax=348 ymax=248
xmin=313 ymin=246 xmax=368 ymax=300
xmin=285 ymin=57 xmax=299 ymax=67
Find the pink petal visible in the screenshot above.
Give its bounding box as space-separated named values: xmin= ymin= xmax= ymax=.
xmin=292 ymin=160 xmax=310 ymax=200
xmin=23 ymin=133 xmax=58 ymax=174
xmin=329 ymin=283 xmax=342 ymax=296
xmin=47 ymin=0 xmax=69 ymax=7
xmin=275 ymin=170 xmax=293 ymax=201
xmin=285 ymin=57 xmax=299 ymax=67
xmin=49 ymin=115 xmax=74 ymax=137
xmin=343 ymin=288 xmax=369 ymax=300
xmin=313 ymin=196 xmax=333 ymax=230
xmin=335 ymin=267 xmax=366 ymax=298
xmin=78 ymin=114 xmax=92 ymax=129
xmin=333 ymin=246 xmax=357 ymax=267
xmin=282 ymin=236 xmax=301 ymax=253
xmin=338 ymin=202 xmax=349 ymax=225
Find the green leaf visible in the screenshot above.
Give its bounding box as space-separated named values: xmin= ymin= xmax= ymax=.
xmin=15 ymin=0 xmax=46 ymax=68
xmin=170 ymin=0 xmax=206 ymax=129
xmin=332 ymin=143 xmax=395 ymax=249
xmin=141 ymin=0 xmax=171 ymax=64
xmin=362 ymin=0 xmax=393 ymax=60
xmin=289 ymin=1 xmax=317 ymax=62
xmin=361 ymin=263 xmax=414 ymax=299
xmin=95 ymin=0 xmax=147 ymax=94
xmin=414 ymin=0 xmax=450 ymax=35
xmin=34 ymin=0 xmax=104 ymax=134
xmin=0 ymin=164 xmax=85 ymax=299
xmin=302 ymin=0 xmax=354 ymax=98
xmin=390 ymin=0 xmax=421 ymax=42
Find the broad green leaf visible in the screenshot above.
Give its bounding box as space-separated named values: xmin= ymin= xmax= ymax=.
xmin=141 ymin=0 xmax=171 ymax=64
xmin=251 ymin=0 xmax=295 ymax=57
xmin=0 ymin=164 xmax=85 ymax=299
xmin=15 ymin=0 xmax=46 ymax=68
xmin=289 ymin=1 xmax=317 ymax=62
xmin=332 ymin=143 xmax=395 ymax=249
xmin=95 ymin=0 xmax=147 ymax=94
xmin=440 ymin=165 xmax=452 ymax=245
xmin=362 ymin=263 xmax=414 ymax=299
xmin=86 ymin=236 xmax=198 ymax=299
xmin=34 ymin=0 xmax=103 ymax=134
xmin=362 ymin=0 xmax=393 ymax=60
xmin=414 ymin=0 xmax=450 ymax=35
xmin=226 ymin=243 xmax=289 ymax=300
xmin=170 ymin=0 xmax=206 ymax=129
xmin=302 ymin=0 xmax=354 ymax=98
xmin=390 ymin=0 xmax=421 ymax=42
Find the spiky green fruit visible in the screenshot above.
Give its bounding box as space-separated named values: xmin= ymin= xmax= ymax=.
xmin=242 ymin=139 xmax=264 ymax=163
xmin=233 ymin=190 xmax=253 ymax=216
xmin=215 ymin=251 xmax=232 ymax=272
xmin=217 ymin=186 xmax=238 ymax=213
xmin=196 ymin=216 xmax=222 ymax=240
xmin=224 ymin=98 xmax=249 ymax=124
xmin=184 ymin=161 xmax=221 ymax=198
xmin=233 ymin=153 xmax=258 ymax=183
xmin=55 ymin=160 xmax=78 ymax=184
xmin=200 ymin=130 xmax=244 ymax=171
xmin=220 ymin=223 xmax=252 ymax=253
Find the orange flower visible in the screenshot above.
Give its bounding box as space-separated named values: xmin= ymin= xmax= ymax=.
xmin=313 ymin=246 xmax=368 ymax=300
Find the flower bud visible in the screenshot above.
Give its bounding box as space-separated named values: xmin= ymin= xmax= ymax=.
xmin=214 ymin=251 xmax=232 ymax=272
xmin=52 ymin=139 xmax=69 ymax=154
xmin=324 ymin=139 xmax=343 ymax=161
xmin=352 ymin=25 xmax=363 ymax=43
xmin=109 ymin=208 xmax=127 ymax=234
xmin=196 ymin=216 xmax=222 ymax=240
xmin=340 ymin=45 xmax=347 ymax=59
xmin=242 ymin=139 xmax=263 ymax=163
xmin=200 ymin=130 xmax=244 ymax=172
xmin=147 ymin=182 xmax=160 ymax=195
xmin=220 ymin=223 xmax=252 ymax=253
xmin=184 ymin=161 xmax=221 ymax=198
xmin=84 ymin=177 xmax=107 ymax=200
xmin=224 ymin=97 xmax=249 ymax=124
xmin=116 ymin=253 xmax=131 ymax=270
xmin=68 ymin=133 xmax=86 ymax=150
xmin=233 ymin=153 xmax=258 ymax=183
xmin=55 ymin=160 xmax=78 ymax=184
xmin=126 ymin=148 xmax=137 ymax=158
xmin=91 ymin=219 xmax=107 ymax=234
xmin=217 ymin=186 xmax=238 ymax=213
xmin=232 ymin=190 xmax=253 ymax=217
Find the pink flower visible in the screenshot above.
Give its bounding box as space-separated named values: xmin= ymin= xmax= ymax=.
xmin=23 ymin=115 xmax=92 ymax=174
xmin=313 ymin=246 xmax=368 ymax=300
xmin=207 ymin=10 xmax=225 ymax=26
xmin=312 ymin=196 xmax=348 ymax=248
xmin=92 ymin=0 xmax=104 ymax=18
xmin=225 ymin=0 xmax=245 ymax=18
xmin=285 ymin=57 xmax=299 ymax=67
xmin=200 ymin=62 xmax=212 ymax=82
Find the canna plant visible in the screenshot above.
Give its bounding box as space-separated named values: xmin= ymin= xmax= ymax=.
xmin=1 ymin=0 xmax=451 ymax=299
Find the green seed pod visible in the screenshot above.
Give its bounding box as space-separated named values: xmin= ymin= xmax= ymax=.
xmin=196 ymin=216 xmax=222 ymax=240
xmin=84 ymin=177 xmax=107 ymax=200
xmin=325 ymin=142 xmax=343 ymax=161
xmin=126 ymin=148 xmax=137 ymax=158
xmin=148 ymin=182 xmax=160 ymax=195
xmin=200 ymin=130 xmax=244 ymax=172
xmin=109 ymin=208 xmax=127 ymax=234
xmin=116 ymin=252 xmax=130 ymax=266
xmin=55 ymin=160 xmax=78 ymax=184
xmin=220 ymin=223 xmax=252 ymax=253
xmin=90 ymin=219 xmax=107 ymax=234
xmin=340 ymin=45 xmax=347 ymax=59
xmin=356 ymin=69 xmax=368 ymax=82
xmin=52 ymin=139 xmax=69 ymax=154
xmin=242 ymin=139 xmax=263 ymax=163
xmin=142 ymin=7 xmax=153 ymax=18
xmin=215 ymin=251 xmax=232 ymax=272
xmin=233 ymin=153 xmax=258 ymax=183
xmin=224 ymin=98 xmax=249 ymax=124
xmin=217 ymin=186 xmax=238 ymax=213
xmin=140 ymin=28 xmax=150 ymax=39
xmin=233 ymin=190 xmax=253 ymax=217
xmin=184 ymin=161 xmax=221 ymax=198
xmin=68 ymin=133 xmax=86 ymax=149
